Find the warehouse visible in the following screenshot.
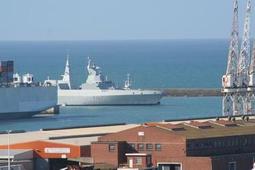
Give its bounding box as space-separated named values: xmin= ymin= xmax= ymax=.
xmin=0 ymin=123 xmax=136 ymax=170
xmin=2 ymin=118 xmax=255 ymax=169
xmin=91 ymin=118 xmax=255 ymax=170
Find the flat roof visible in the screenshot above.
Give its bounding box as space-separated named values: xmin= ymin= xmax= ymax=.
xmin=0 ymin=124 xmax=138 ymax=146
xmin=151 ymin=118 xmax=255 ymax=139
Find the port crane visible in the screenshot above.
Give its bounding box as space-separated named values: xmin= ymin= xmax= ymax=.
xmin=222 ymin=0 xmax=255 ymax=116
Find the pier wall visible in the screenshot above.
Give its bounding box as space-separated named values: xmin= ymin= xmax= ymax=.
xmin=162 ymin=88 xmax=222 ymax=97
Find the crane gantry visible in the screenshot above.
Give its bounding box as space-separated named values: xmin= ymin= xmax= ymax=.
xmin=222 ymin=0 xmax=255 ymax=116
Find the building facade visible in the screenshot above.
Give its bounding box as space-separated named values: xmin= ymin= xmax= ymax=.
xmin=91 ymin=120 xmax=255 ymax=170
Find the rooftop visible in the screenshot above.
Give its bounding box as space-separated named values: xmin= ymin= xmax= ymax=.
xmin=0 ymin=124 xmax=138 ymax=146
xmin=144 ymin=117 xmax=255 ymax=139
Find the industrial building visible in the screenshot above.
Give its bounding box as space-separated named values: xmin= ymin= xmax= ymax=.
xmin=0 ymin=124 xmax=137 ymax=170
xmin=91 ymin=118 xmax=255 ymax=170
xmin=1 ymin=117 xmax=255 ymax=170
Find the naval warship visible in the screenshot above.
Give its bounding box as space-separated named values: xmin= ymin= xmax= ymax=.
xmin=45 ymin=57 xmax=162 ymax=106
xmin=0 ymin=60 xmax=57 ymax=119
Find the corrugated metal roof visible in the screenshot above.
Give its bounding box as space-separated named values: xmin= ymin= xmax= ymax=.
xmin=0 ymin=124 xmax=138 ymax=146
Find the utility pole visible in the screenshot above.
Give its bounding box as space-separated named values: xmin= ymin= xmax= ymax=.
xmin=7 ymin=130 xmax=11 ymax=170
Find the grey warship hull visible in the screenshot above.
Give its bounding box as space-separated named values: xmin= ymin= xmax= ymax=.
xmin=58 ymin=89 xmax=162 ymax=106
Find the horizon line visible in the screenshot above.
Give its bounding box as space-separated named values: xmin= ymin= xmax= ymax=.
xmin=0 ymin=38 xmax=231 ymax=42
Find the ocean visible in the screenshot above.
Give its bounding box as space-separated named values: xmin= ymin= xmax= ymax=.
xmin=0 ymin=39 xmax=227 ymax=131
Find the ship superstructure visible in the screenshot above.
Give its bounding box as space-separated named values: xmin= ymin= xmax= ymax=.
xmin=0 ymin=60 xmax=57 ymax=119
xmin=45 ymin=57 xmax=162 ymax=106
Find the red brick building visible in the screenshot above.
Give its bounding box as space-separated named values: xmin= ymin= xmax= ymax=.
xmin=91 ymin=119 xmax=255 ymax=170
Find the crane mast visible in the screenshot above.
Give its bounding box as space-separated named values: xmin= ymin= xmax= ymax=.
xmin=223 ymin=0 xmax=240 ymax=116
xmin=222 ymin=0 xmax=253 ymax=116
xmin=238 ymin=0 xmax=251 ymax=88
xmin=226 ymin=0 xmax=239 ymax=79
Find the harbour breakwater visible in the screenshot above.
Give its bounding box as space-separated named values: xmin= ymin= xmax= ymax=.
xmin=162 ymin=88 xmax=222 ymax=97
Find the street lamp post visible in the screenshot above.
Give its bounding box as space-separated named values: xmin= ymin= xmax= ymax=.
xmin=7 ymin=130 xmax=11 ymax=170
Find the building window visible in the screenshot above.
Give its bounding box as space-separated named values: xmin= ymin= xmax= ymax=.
xmin=155 ymin=144 xmax=161 ymax=151
xmin=138 ymin=143 xmax=144 ymax=151
xmin=146 ymin=144 xmax=153 ymax=151
xmin=130 ymin=143 xmax=136 ymax=149
xmin=134 ymin=157 xmax=142 ymax=165
xmin=188 ymin=142 xmax=195 ymax=150
xmin=248 ymin=137 xmax=253 ymax=145
xmin=158 ymin=163 xmax=181 ymax=170
xmin=108 ymin=144 xmax=116 ymax=152
xmin=243 ymin=138 xmax=248 ymax=146
xmin=213 ymin=141 xmax=217 ymax=148
xmin=228 ymin=162 xmax=236 ymax=170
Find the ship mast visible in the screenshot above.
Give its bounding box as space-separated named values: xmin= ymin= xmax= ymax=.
xmin=62 ymin=55 xmax=71 ymax=89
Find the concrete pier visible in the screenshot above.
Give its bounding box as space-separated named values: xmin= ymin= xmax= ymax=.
xmin=162 ymin=88 xmax=222 ymax=97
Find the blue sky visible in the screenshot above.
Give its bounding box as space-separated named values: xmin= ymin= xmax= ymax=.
xmin=0 ymin=0 xmax=251 ymax=40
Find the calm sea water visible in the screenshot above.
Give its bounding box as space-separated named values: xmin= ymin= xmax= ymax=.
xmin=0 ymin=40 xmax=227 ymax=131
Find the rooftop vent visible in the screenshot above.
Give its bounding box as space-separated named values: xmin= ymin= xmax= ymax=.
xmin=143 ymin=122 xmax=185 ymax=131
xmin=210 ymin=120 xmax=238 ymax=127
xmin=184 ymin=121 xmax=213 ymax=129
xmin=158 ymin=123 xmax=185 ymax=131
